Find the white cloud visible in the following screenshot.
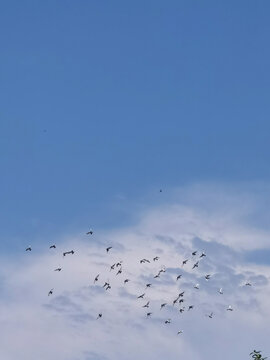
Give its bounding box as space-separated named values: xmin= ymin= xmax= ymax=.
xmin=0 ymin=184 xmax=270 ymax=360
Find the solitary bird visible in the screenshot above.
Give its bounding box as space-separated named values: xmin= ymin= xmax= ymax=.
xmin=200 ymin=251 xmax=206 ymax=258
xmin=137 ymin=293 xmax=145 ymax=299
xmin=153 ymin=256 xmax=159 ymax=261
xmin=94 ymin=274 xmax=99 ymax=283
xmin=245 ymin=282 xmax=252 ymax=286
xmin=97 ymin=313 xmax=102 ymax=319
xmin=192 ymin=261 xmax=199 ymax=269
xmin=49 ymin=245 xmax=56 ymax=249
xmin=140 ymin=259 xmax=150 ymax=264
xmin=177 ymin=330 xmax=183 ymax=335
xmin=86 ymin=229 xmax=93 ymax=235
xmin=146 ymin=283 xmax=152 ymax=289
xmin=182 ymin=259 xmax=189 ymax=266
xmin=179 ymin=291 xmax=185 ymax=297
xmin=143 ymin=301 xmax=150 ymax=308
xmin=219 ymin=288 xmax=223 ymax=294
xmin=154 ymin=274 xmax=160 ymax=279
xmin=106 ymin=247 xmax=112 ymax=253
xmin=103 ymin=282 xmax=109 ymax=288
xmin=110 ymin=264 xmax=116 ymax=271
xmin=179 ymin=308 xmax=185 ymax=313
xmin=160 ymin=303 xmax=167 ymax=310
xmin=207 ymin=312 xmax=213 ymax=319
xmin=205 ymin=274 xmax=211 ymax=280
xmin=116 ymin=268 xmax=122 ymax=276
xmin=147 ymin=312 xmax=152 ymax=317
xmin=48 ymin=288 xmax=53 ymax=296
xmin=25 ymin=246 xmax=32 ymax=252
xmin=63 ymin=250 xmax=74 ymax=256
xmin=192 ymin=251 xmax=197 ymax=256
xmin=188 ymin=305 xmax=194 ymax=311
xmin=176 ymin=275 xmax=182 ymax=281
xmin=54 ymin=268 xmax=62 ymax=272
xmin=179 ymin=299 xmax=184 ymax=304
xmin=194 ymin=283 xmax=199 ymax=289
xmin=165 ymin=319 xmax=171 ymax=324
xmin=124 ymin=279 xmax=130 ymax=284
xmin=227 ymin=305 xmax=233 ymax=311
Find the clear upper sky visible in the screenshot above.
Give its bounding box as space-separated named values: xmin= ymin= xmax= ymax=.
xmin=1 ymin=1 xmax=270 ymax=248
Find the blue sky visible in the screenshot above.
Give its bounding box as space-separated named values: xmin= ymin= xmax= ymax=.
xmin=1 ymin=3 xmax=270 ymax=359
xmin=1 ymin=1 xmax=270 ymax=247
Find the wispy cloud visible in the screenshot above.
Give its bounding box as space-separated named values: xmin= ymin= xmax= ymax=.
xmin=0 ymin=184 xmax=270 ymax=360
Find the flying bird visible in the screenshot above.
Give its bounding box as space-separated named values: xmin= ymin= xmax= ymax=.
xmin=143 ymin=301 xmax=150 ymax=308
xmin=205 ymin=274 xmax=211 ymax=280
xmin=165 ymin=319 xmax=171 ymax=324
xmin=97 ymin=313 xmax=102 ymax=319
xmin=124 ymin=279 xmax=130 ymax=284
xmin=219 ymin=288 xmax=223 ymax=294
xmin=48 ymin=288 xmax=53 ymax=296
xmin=182 ymin=259 xmax=189 ymax=266
xmin=146 ymin=312 xmax=152 ymax=317
xmin=188 ymin=305 xmax=194 ymax=311
xmin=179 ymin=292 xmax=185 ymax=297
xmin=137 ymin=293 xmax=145 ymax=299
xmin=25 ymin=246 xmax=32 ymax=251
xmin=179 ymin=308 xmax=185 ymax=313
xmin=54 ymin=268 xmax=62 ymax=272
xmin=116 ymin=268 xmax=122 ymax=276
xmin=106 ymin=247 xmax=112 ymax=253
xmin=227 ymin=305 xmax=233 ymax=311
xmin=140 ymin=259 xmax=150 ymax=264
xmin=49 ymin=245 xmax=56 ymax=249
xmin=245 ymin=282 xmax=252 ymax=286
xmin=194 ymin=283 xmax=199 ymax=289
xmin=177 ymin=330 xmax=183 ymax=335
xmin=176 ymin=274 xmax=182 ymax=281
xmin=86 ymin=229 xmax=93 ymax=235
xmin=207 ymin=312 xmax=213 ymax=319
xmin=94 ymin=274 xmax=99 ymax=283
xmin=63 ymin=250 xmax=74 ymax=256
xmin=160 ymin=303 xmax=167 ymax=310
xmin=192 ymin=251 xmax=197 ymax=256
xmin=200 ymin=251 xmax=206 ymax=258
xmin=153 ymin=256 xmax=159 ymax=261
xmin=192 ymin=261 xmax=199 ymax=269
xmin=145 ymin=283 xmax=152 ymax=289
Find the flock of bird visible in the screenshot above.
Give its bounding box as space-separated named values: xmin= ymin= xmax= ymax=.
xmin=25 ymin=222 xmax=254 ymax=336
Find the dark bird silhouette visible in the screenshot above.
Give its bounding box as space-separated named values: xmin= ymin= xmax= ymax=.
xmin=116 ymin=262 xmax=122 ymax=267
xmin=194 ymin=283 xmax=199 ymax=289
xmin=94 ymin=274 xmax=99 ymax=283
xmin=177 ymin=330 xmax=183 ymax=335
xmin=49 ymin=245 xmax=56 ymax=249
xmin=192 ymin=251 xmax=197 ymax=256
xmin=245 ymin=282 xmax=252 ymax=286
xmin=179 ymin=308 xmax=185 ymax=313
xmin=25 ymin=246 xmax=32 ymax=251
xmin=205 ymin=274 xmax=211 ymax=280
xmin=106 ymin=247 xmax=112 ymax=253
xmin=146 ymin=283 xmax=152 ymax=289
xmin=124 ymin=279 xmax=130 ymax=284
xmin=103 ymin=282 xmax=109 ymax=288
xmin=147 ymin=312 xmax=152 ymax=317
xmin=179 ymin=299 xmax=184 ymax=304
xmin=86 ymin=229 xmax=93 ymax=235
xmin=137 ymin=293 xmax=145 ymax=299
xmin=48 ymin=288 xmax=53 ymax=296
xmin=179 ymin=292 xmax=185 ymax=297
xmin=160 ymin=303 xmax=167 ymax=310
xmin=143 ymin=301 xmax=150 ymax=308
xmin=140 ymin=259 xmax=150 ymax=264
xmin=219 ymin=288 xmax=223 ymax=294
xmin=54 ymin=268 xmax=62 ymax=272
xmin=188 ymin=305 xmax=194 ymax=311
xmin=97 ymin=313 xmax=102 ymax=319
xmin=110 ymin=264 xmax=116 ymax=271
xmin=173 ymin=298 xmax=179 ymax=306
xmin=200 ymin=251 xmax=206 ymax=258
xmin=182 ymin=259 xmax=189 ymax=266
xmin=105 ymin=284 xmax=111 ymax=291
xmin=116 ymin=268 xmax=122 ymax=276
xmin=63 ymin=250 xmax=74 ymax=256
xmin=192 ymin=261 xmax=199 ymax=269
xmin=165 ymin=319 xmax=171 ymax=324
xmin=153 ymin=256 xmax=159 ymax=261
xmin=154 ymin=274 xmax=160 ymax=279
xmin=176 ymin=275 xmax=182 ymax=281
xmin=227 ymin=305 xmax=233 ymax=311
xmin=207 ymin=312 xmax=213 ymax=318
